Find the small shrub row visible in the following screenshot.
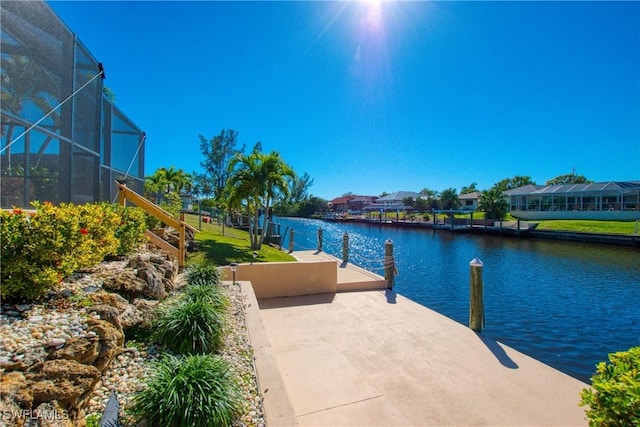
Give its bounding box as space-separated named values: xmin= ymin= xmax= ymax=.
xmin=1 ymin=202 xmax=146 ymax=300
xmin=581 ymin=345 xmax=640 ymax=426
xmin=131 ymin=263 xmax=241 ymax=426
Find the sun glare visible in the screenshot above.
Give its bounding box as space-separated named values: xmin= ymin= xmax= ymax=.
xmin=363 ymin=0 xmax=384 ymax=30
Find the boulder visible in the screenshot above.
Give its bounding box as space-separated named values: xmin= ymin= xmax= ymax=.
xmin=85 ymin=319 xmax=124 ymax=372
xmin=48 ymin=336 xmax=99 ymax=365
xmin=102 ymin=270 xmax=146 ymax=298
xmin=31 ymin=400 xmax=74 ymax=427
xmin=27 ymin=359 xmax=100 ymax=410
xmin=132 ymin=298 xmax=160 ymax=320
xmin=88 ymin=292 xmax=144 ymax=329
xmin=88 ymin=292 xmax=129 ymax=312
xmin=0 ymin=398 xmax=26 ymax=427
xmin=0 ymin=371 xmax=32 ymax=408
xmin=89 ymin=304 xmax=122 ymax=329
xmin=135 ymin=261 xmax=167 ymax=301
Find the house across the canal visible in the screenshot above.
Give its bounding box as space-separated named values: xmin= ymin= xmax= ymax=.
xmin=506 ymin=181 xmax=640 ymax=221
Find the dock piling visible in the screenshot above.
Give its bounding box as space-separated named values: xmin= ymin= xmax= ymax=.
xmin=342 ymin=233 xmax=349 ymax=264
xmin=469 ymin=258 xmax=484 ymax=332
xmin=384 ymin=239 xmax=395 ymax=289
xmin=289 ymin=229 xmax=295 ymax=253
xmin=317 ymin=228 xmax=323 ymax=252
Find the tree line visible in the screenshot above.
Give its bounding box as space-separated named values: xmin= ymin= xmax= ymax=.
xmin=144 ymin=127 xmax=593 ymax=245
xmin=144 ymin=129 xmax=318 ymax=250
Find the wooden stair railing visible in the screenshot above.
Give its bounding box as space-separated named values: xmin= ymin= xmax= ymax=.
xmin=116 ymin=182 xmax=197 ymax=268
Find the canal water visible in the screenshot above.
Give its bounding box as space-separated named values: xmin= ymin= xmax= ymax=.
xmin=274 ymin=217 xmax=640 ymax=383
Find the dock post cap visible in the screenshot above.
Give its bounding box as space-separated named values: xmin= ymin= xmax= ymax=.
xmin=385 ymin=238 xmax=393 ymax=244
xmin=469 ymin=258 xmax=483 ymax=266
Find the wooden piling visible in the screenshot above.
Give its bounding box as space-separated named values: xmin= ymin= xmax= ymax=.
xmin=289 ymin=229 xmax=295 ymax=253
xmin=469 ymin=258 xmax=484 ymax=332
xmin=384 ymin=239 xmax=395 ymax=289
xmin=317 ymin=228 xmax=323 ymax=252
xmin=342 ymin=233 xmax=349 ymax=264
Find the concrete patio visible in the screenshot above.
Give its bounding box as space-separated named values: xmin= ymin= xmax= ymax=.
xmin=238 ymin=254 xmax=588 ymax=426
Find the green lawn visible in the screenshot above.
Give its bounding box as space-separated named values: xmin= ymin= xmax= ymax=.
xmin=535 ymin=220 xmax=638 ymax=235
xmin=184 ymin=214 xmax=295 ymax=266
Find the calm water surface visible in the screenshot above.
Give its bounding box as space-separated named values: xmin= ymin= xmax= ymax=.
xmin=275 ymin=217 xmax=640 ymax=383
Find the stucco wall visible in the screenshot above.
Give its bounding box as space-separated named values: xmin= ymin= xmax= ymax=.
xmin=219 ymin=260 xmax=338 ymax=299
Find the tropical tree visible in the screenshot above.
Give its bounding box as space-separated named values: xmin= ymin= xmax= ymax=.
xmin=460 ymin=182 xmax=478 ymax=195
xmin=226 ymin=147 xmax=294 ymax=249
xmin=420 ymin=188 xmax=440 ymax=210
xmin=144 ymin=171 xmax=166 ymax=203
xmin=402 ymin=196 xmax=416 ymax=208
xmin=478 ymin=187 xmax=509 ymax=219
xmin=288 ymin=172 xmax=314 ymax=205
xmin=439 ymin=188 xmax=460 ymax=210
xmin=546 ymin=173 xmax=592 ymax=186
xmin=198 ymin=129 xmax=245 ymax=204
xmin=493 ymin=176 xmax=536 ymax=192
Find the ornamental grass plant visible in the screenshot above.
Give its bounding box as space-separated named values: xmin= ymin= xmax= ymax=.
xmin=185 ymin=262 xmax=222 ymax=287
xmin=153 ymin=297 xmax=225 ymax=355
xmin=128 ymin=353 xmax=242 ymax=427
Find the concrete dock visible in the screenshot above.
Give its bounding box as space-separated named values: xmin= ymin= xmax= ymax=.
xmin=240 ymin=251 xmax=588 ymax=426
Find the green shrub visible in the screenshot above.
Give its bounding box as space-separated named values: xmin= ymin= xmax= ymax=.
xmin=1 ymin=202 xmax=147 ymax=300
xmin=185 ymin=284 xmax=229 ymax=312
xmin=146 ymin=191 xmax=183 ymax=229
xmin=129 ymin=353 xmax=242 ymax=427
xmin=185 ymin=263 xmax=222 ymax=287
xmin=109 ymin=204 xmax=147 ymax=255
xmin=154 ymin=298 xmax=225 ymax=355
xmin=580 ymin=345 xmax=640 ymax=426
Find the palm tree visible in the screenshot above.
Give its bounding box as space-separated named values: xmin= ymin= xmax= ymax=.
xmin=439 ymin=188 xmax=460 ymax=210
xmin=145 ymin=170 xmax=167 ymax=203
xmin=226 ymin=149 xmax=293 ymax=250
xmin=460 ymin=183 xmax=478 ymax=195
xmin=478 ymin=187 xmax=509 ymax=220
xmin=159 ymin=166 xmax=180 ymax=193
xmin=420 ymin=188 xmax=440 ymax=210
xmin=174 ymin=170 xmax=193 ymax=194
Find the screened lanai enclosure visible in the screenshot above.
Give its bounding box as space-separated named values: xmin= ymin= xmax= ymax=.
xmin=506 ymin=182 xmax=640 ymax=221
xmin=1 ymin=0 xmax=145 ymax=209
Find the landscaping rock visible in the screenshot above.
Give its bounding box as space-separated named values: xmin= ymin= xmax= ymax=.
xmin=135 ymin=261 xmax=167 ymax=301
xmin=85 ymin=319 xmax=124 ymax=372
xmin=102 ymin=270 xmax=146 ymax=299
xmin=89 ymin=304 xmax=122 ymax=329
xmin=0 ymin=371 xmax=32 ymax=408
xmin=27 ymin=359 xmax=100 ymax=410
xmin=31 ymin=400 xmax=74 ymax=427
xmin=49 ymin=336 xmax=100 ymax=365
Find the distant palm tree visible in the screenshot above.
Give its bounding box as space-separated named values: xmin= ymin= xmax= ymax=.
xmin=420 ymin=188 xmax=440 ymax=210
xmin=460 ymin=183 xmax=478 ymax=195
xmin=145 ymin=171 xmax=167 ymax=203
xmin=478 ymin=187 xmax=509 ymax=219
xmin=159 ymin=166 xmax=180 ymax=193
xmin=439 ymin=188 xmax=460 ymax=210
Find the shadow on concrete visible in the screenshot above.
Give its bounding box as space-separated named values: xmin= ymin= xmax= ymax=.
xmin=385 ymin=289 xmax=397 ymax=304
xmin=258 ymin=293 xmax=336 ymax=309
xmin=476 ymin=333 xmax=519 ymax=369
xmin=340 ymin=261 xmax=348 ymax=268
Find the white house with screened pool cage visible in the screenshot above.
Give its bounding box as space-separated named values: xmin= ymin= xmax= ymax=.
xmin=505 ymin=181 xmax=640 ymax=221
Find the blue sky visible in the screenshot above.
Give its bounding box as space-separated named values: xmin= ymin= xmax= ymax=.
xmin=48 ymin=1 xmax=639 ymax=200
